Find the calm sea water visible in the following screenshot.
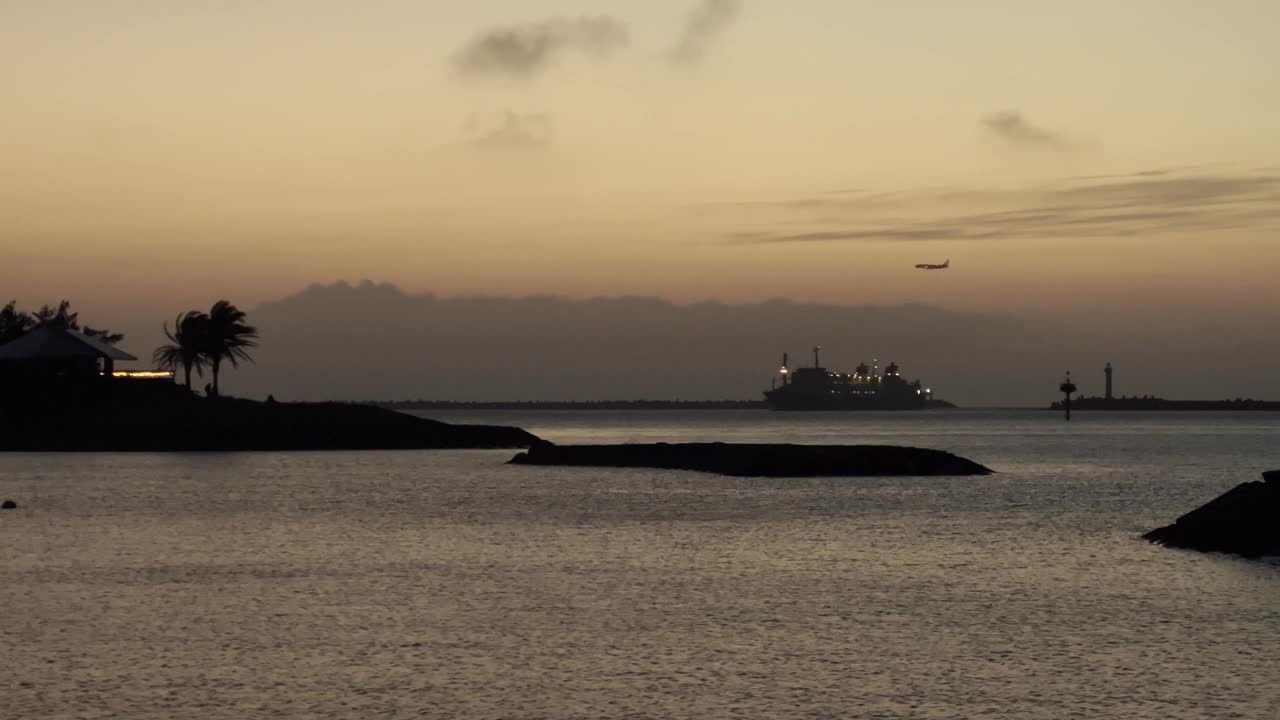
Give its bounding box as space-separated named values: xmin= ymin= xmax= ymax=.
xmin=2 ymin=410 xmax=1278 ymax=719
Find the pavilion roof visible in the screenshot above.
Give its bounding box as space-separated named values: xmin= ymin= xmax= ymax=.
xmin=0 ymin=325 xmax=137 ymax=362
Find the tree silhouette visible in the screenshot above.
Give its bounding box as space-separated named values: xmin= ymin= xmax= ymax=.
xmin=204 ymin=300 xmax=258 ymax=396
xmin=151 ymin=311 xmax=209 ymax=390
xmin=0 ymin=302 xmax=36 ymax=344
xmin=0 ymin=300 xmax=122 ymax=345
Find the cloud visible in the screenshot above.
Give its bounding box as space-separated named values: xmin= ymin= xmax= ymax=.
xmin=239 ymin=280 xmax=1056 ymax=406
xmin=455 ymin=17 xmax=628 ymax=79
xmin=230 ymin=279 xmax=1280 ymax=407
xmin=982 ymin=111 xmax=1071 ymax=150
xmin=717 ymin=169 xmax=1280 ymax=244
xmin=670 ymin=0 xmax=742 ymax=64
xmin=736 ymin=228 xmax=992 ymax=244
xmin=465 ymin=112 xmax=553 ymax=150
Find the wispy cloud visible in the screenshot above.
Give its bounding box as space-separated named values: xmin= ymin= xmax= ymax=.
xmin=982 ymin=111 xmax=1072 ymax=151
xmin=455 ymin=17 xmax=628 ymax=79
xmin=465 ymin=112 xmax=553 ymax=150
xmin=453 ymin=3 xmax=741 ymax=79
xmin=713 ymin=169 xmax=1280 ymax=244
xmin=670 ymin=0 xmax=742 ymax=65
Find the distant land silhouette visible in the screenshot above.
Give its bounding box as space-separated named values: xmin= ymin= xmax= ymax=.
xmin=377 ymin=399 xmax=957 ymax=410
xmin=382 ymin=400 xmax=766 ymax=410
xmin=182 ymin=280 xmax=1280 ymax=407
xmin=1052 ymin=397 xmax=1280 ymax=411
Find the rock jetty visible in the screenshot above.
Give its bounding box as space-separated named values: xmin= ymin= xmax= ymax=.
xmin=509 ymin=441 xmax=993 ymax=477
xmin=1143 ymin=470 xmax=1280 ymax=558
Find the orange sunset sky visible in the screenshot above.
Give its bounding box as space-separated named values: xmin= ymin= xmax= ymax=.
xmin=4 ymin=0 xmax=1280 ymax=332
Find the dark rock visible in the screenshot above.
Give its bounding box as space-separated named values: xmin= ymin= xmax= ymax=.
xmin=509 ymin=441 xmax=993 ymax=477
xmin=1143 ymin=471 xmax=1280 ymax=558
xmin=1 ymin=500 xmax=15 ymax=510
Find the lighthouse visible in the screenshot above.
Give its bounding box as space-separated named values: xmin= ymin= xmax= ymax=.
xmin=1105 ymin=363 xmax=1114 ymax=401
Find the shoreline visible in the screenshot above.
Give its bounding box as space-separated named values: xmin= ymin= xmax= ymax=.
xmin=377 ymin=399 xmax=959 ymax=411
xmin=0 ymin=384 xmax=539 ymax=452
xmin=1050 ymin=397 xmax=1280 ymax=411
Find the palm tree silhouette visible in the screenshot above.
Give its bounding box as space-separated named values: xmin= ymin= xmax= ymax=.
xmin=152 ymin=311 xmax=209 ymax=390
xmin=204 ymin=300 xmax=258 ymax=397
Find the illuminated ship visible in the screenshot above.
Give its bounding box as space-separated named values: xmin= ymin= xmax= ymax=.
xmin=763 ymin=346 xmax=935 ymax=411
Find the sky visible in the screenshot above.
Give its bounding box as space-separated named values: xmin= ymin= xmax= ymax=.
xmin=3 ymin=1 xmax=1280 ymax=400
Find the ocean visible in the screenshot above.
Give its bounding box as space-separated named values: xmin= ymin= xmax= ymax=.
xmin=2 ymin=410 xmax=1278 ymax=719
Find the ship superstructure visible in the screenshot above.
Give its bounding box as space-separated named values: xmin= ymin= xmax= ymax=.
xmin=763 ymin=346 xmax=933 ymax=410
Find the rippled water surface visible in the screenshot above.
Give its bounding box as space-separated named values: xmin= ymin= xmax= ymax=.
xmin=3 ymin=410 xmax=1279 ymax=719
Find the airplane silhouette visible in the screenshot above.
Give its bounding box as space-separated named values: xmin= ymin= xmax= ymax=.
xmin=915 ymin=259 xmax=950 ymax=270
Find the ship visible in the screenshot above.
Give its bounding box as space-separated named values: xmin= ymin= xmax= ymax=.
xmin=763 ymin=346 xmax=942 ymax=411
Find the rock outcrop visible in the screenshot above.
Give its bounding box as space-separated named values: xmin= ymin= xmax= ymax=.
xmin=509 ymin=441 xmax=993 ymax=477
xmin=1143 ymin=471 xmax=1280 ymax=558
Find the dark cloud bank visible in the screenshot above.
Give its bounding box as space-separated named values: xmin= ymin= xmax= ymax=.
xmin=217 ymin=281 xmax=1280 ymax=407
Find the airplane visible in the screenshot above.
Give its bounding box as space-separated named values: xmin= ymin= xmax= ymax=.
xmin=915 ymin=259 xmax=950 ymax=270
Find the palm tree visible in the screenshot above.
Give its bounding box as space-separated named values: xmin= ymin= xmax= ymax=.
xmin=152 ymin=311 xmax=209 ymax=390
xmin=204 ymin=300 xmax=258 ymax=397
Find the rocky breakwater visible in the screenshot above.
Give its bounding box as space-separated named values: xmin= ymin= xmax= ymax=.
xmin=1143 ymin=470 xmax=1280 ymax=558
xmin=509 ymin=441 xmax=993 ymax=478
